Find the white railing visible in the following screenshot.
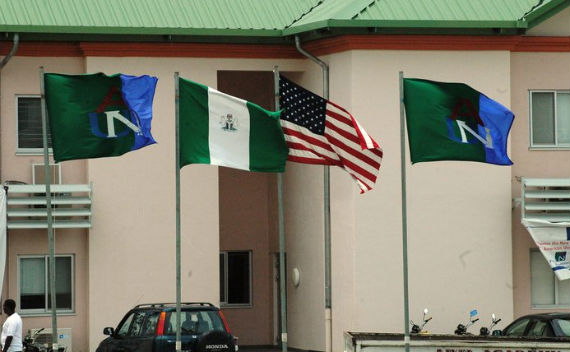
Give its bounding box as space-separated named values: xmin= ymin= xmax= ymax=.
xmin=521 ymin=178 xmax=570 ymax=223
xmin=3 ymin=183 xmax=92 ymax=229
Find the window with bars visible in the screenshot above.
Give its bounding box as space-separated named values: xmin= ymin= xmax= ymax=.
xmin=17 ymin=96 xmax=52 ymax=152
xmin=530 ymin=90 xmax=570 ymax=148
xmin=19 ymin=255 xmax=74 ymax=314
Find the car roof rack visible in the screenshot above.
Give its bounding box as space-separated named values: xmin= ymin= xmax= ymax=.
xmin=133 ymin=302 xmax=216 ymax=309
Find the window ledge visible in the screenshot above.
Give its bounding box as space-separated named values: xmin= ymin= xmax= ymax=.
xmin=220 ymin=304 xmax=252 ymax=309
xmin=529 ymin=147 xmax=570 ymax=151
xmin=531 ymin=305 xmax=570 ymax=309
xmin=16 ymin=149 xmax=53 ymax=156
xmin=20 ymin=311 xmax=75 ymax=317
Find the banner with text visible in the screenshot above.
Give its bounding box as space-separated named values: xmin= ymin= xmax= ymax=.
xmin=523 ymin=219 xmax=570 ymax=280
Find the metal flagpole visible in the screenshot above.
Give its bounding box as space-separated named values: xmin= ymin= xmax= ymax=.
xmin=273 ymin=66 xmax=288 ymax=352
xmin=39 ymin=66 xmax=59 ymax=351
xmin=174 ymin=72 xmax=182 ymax=352
xmin=399 ymin=71 xmax=410 ymax=352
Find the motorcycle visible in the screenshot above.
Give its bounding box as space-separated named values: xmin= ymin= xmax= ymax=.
xmin=23 ymin=328 xmax=66 ymax=352
xmin=410 ymin=308 xmax=432 ymax=334
xmin=454 ymin=309 xmax=479 ymax=335
xmin=479 ymin=313 xmax=502 ymax=336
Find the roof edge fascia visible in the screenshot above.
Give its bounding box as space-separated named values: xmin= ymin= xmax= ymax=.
xmin=523 ymin=0 xmax=570 ymax=29
xmin=283 ymin=19 xmax=528 ymax=36
xmin=0 ymin=25 xmax=285 ymax=38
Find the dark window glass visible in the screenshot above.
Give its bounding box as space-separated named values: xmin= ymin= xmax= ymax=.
xmin=166 ymin=310 xmax=225 ymax=335
xmin=504 ymin=318 xmax=530 ymax=336
xmin=141 ymin=311 xmax=160 ymax=337
xmin=18 ymin=97 xmax=52 ymax=149
xmin=227 ymin=252 xmax=250 ymax=304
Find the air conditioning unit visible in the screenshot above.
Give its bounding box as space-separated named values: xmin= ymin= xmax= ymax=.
xmin=32 ymin=163 xmax=62 ymax=184
xmin=28 ymin=327 xmax=72 ymax=352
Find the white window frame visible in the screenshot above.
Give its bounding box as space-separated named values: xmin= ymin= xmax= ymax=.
xmin=529 ymin=90 xmax=570 ymax=150
xmin=18 ymin=254 xmax=75 ymax=315
xmin=16 ymin=94 xmax=53 ymax=155
xmin=220 ymin=250 xmax=252 ymax=308
xmin=530 ymin=249 xmax=570 ymax=309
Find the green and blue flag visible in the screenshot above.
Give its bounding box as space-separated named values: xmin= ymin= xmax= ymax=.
xmin=403 ymin=78 xmax=514 ymax=166
xmin=44 ymin=73 xmax=158 ymax=163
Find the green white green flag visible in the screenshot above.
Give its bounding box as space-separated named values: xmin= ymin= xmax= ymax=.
xmin=178 ymin=77 xmax=288 ymax=172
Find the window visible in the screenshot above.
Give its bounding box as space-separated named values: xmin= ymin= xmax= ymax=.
xmin=166 ymin=310 xmax=224 ymax=335
xmin=219 ymin=251 xmax=252 ymax=306
xmin=530 ymin=90 xmax=570 ymax=148
xmin=17 ymin=96 xmax=52 ymax=152
xmin=503 ymin=318 xmax=530 ymax=336
xmin=530 ymin=250 xmax=570 ymax=307
xmin=19 ymin=255 xmax=73 ymax=314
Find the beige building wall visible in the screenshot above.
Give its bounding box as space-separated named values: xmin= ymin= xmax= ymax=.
xmin=526 ymin=7 xmax=570 ymax=37
xmin=1 ymin=26 xmax=566 ymax=352
xmin=85 ymin=57 xmax=308 ymax=352
xmin=324 ymin=50 xmax=514 ymax=348
xmin=510 ymin=51 xmax=570 ymax=317
xmin=0 ymin=56 xmax=89 ymax=351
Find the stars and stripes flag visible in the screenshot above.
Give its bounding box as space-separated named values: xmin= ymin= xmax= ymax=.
xmin=279 ymin=75 xmax=383 ymax=193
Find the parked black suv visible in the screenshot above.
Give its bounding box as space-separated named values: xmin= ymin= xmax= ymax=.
xmin=96 ymin=302 xmax=237 ymax=352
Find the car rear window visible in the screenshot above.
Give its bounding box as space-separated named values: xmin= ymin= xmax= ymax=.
xmin=164 ymin=310 xmax=225 ymax=335
xmin=554 ymin=319 xmax=570 ymax=337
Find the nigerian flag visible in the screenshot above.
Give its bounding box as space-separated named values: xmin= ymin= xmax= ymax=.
xmin=178 ymin=77 xmax=288 ymax=172
xmin=44 ymin=73 xmax=158 ymax=163
xmin=403 ymin=78 xmax=514 ymax=165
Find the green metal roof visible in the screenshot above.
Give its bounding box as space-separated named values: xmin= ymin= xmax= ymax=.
xmin=0 ymin=0 xmax=566 ymax=41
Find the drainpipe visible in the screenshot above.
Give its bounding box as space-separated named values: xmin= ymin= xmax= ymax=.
xmin=0 ymin=33 xmax=20 ymax=69
xmin=294 ymin=35 xmax=333 ymax=352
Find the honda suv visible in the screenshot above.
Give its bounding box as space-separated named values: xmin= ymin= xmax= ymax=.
xmin=96 ymin=302 xmax=237 ymax=352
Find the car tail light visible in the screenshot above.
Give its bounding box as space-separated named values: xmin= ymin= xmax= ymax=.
xmin=156 ymin=311 xmax=167 ymax=336
xmin=219 ymin=310 xmax=231 ymax=333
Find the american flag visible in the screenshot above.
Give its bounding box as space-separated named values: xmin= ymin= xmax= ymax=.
xmin=279 ymin=75 xmax=383 ymax=193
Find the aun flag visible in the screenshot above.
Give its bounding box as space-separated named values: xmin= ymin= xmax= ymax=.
xmin=279 ymin=75 xmax=383 ymax=193
xmin=178 ymin=77 xmax=288 ymax=172
xmin=523 ymin=219 xmax=570 ymax=280
xmin=403 ymin=78 xmax=514 ymax=165
xmin=44 ymin=73 xmax=158 ymax=163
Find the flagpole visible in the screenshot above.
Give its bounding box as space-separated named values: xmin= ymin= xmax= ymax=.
xmin=399 ymin=71 xmax=410 ymax=352
xmin=273 ymin=66 xmax=288 ymax=352
xmin=174 ymin=71 xmax=182 ymax=352
xmin=39 ymin=66 xmax=59 ymax=351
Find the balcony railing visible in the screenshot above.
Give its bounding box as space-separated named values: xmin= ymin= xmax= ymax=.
xmin=4 ymin=183 xmax=92 ymax=229
xmin=521 ymin=178 xmax=570 ymax=223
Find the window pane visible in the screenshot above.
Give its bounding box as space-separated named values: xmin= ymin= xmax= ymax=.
xmin=20 ymin=258 xmax=46 ymax=309
xmin=504 ymin=318 xmax=530 ymax=336
xmin=141 ymin=311 xmax=159 ymax=337
xmin=219 ymin=253 xmax=226 ymax=302
xmin=17 ymin=97 xmax=52 ymax=149
xmin=528 ymin=320 xmax=548 ymax=336
xmin=531 ymin=250 xmax=555 ymax=305
xmin=557 ymin=276 xmax=570 ymax=305
xmin=117 ymin=312 xmax=135 ymax=337
xmin=227 ymin=252 xmax=250 ymax=304
xmin=554 ymin=319 xmax=570 ymax=336
xmin=556 ymin=92 xmax=570 ymax=145
xmin=129 ymin=311 xmax=146 ymax=337
xmin=532 ymin=92 xmax=555 ymax=145
xmin=47 ymin=257 xmax=72 ymax=310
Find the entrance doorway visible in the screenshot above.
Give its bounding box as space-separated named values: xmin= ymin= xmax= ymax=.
xmin=218 ymin=71 xmax=280 ymax=347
